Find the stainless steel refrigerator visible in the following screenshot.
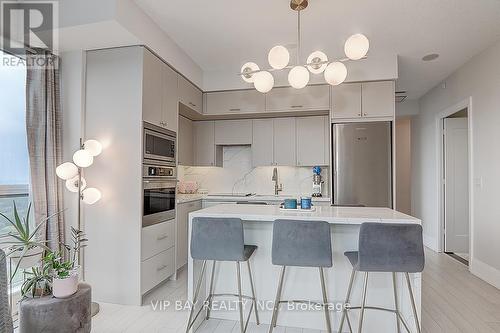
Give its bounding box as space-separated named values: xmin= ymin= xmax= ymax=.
xmin=331 ymin=122 xmax=392 ymax=208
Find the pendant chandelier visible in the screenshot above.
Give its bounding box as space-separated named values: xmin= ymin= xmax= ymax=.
xmin=239 ymin=0 xmax=370 ymax=93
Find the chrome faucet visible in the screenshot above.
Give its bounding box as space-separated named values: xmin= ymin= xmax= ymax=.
xmin=272 ymin=167 xmax=283 ymax=195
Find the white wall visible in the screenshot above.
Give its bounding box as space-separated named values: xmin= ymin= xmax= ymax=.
xmin=179 ymin=146 xmax=329 ymax=197
xmin=413 ymin=38 xmax=500 ymax=288
xmin=396 ymin=99 xmax=419 ymax=117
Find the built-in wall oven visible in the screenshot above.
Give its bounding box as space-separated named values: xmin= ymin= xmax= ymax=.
xmin=142 ymin=163 xmax=176 ymax=227
xmin=143 ymin=122 xmax=176 ymax=164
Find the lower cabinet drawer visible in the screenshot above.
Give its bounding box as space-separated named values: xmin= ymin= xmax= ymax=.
xmin=142 ymin=220 xmax=175 ymax=261
xmin=141 ymin=247 xmax=175 ymax=294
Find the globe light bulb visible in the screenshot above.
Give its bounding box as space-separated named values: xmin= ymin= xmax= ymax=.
xmin=82 ymin=188 xmax=101 ymax=205
xmin=240 ymin=62 xmax=260 ymax=83
xmin=307 ymin=51 xmax=328 ymax=74
xmin=65 ymin=176 xmax=86 ymax=193
xmin=344 ymin=34 xmax=370 ymax=60
xmin=288 ymin=66 xmax=309 ymax=89
xmin=84 ymin=139 xmax=102 ymax=157
xmin=56 ymin=162 xmax=78 ymax=180
xmin=324 ymin=62 xmax=348 ymax=86
xmin=268 ymin=45 xmax=290 ymax=70
xmin=253 ymin=71 xmax=274 ymax=93
xmin=73 ymin=149 xmax=93 ymax=168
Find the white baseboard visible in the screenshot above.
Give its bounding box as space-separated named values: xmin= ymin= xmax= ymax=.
xmin=470 ymin=258 xmax=500 ymax=290
xmin=423 ymin=233 xmax=440 ymax=252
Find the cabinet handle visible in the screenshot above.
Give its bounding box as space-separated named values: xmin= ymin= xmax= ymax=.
xmin=156 ymin=265 xmax=168 ymax=272
xmin=358 ymin=113 xmax=361 ymax=117
xmin=363 ymin=113 xmax=367 ymax=116
xmin=157 ymin=234 xmax=168 ymax=241
xmin=229 ymin=108 xmax=241 ymax=111
xmin=189 ymin=102 xmax=196 ymax=107
xmin=291 ymin=105 xmax=303 ymax=108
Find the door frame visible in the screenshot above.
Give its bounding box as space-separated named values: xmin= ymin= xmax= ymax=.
xmin=435 ymin=97 xmax=473 ymax=261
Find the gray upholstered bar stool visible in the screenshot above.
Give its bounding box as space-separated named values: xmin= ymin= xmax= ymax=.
xmin=186 ymin=217 xmax=259 ymax=333
xmin=269 ymin=219 xmax=333 ymax=333
xmin=338 ymin=222 xmax=425 ymax=333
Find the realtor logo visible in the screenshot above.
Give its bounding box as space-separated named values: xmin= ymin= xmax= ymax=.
xmin=1 ymin=1 xmax=58 ymax=56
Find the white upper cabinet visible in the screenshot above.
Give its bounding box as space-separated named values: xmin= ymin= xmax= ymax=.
xmin=361 ymin=81 xmax=395 ymax=118
xmin=142 ymin=49 xmax=163 ymax=127
xmin=178 ymin=75 xmax=203 ymax=114
xmin=266 ymin=85 xmax=330 ymax=112
xmin=273 ymin=118 xmax=296 ymax=166
xmin=331 ymin=81 xmax=394 ymax=120
xmin=296 ymin=116 xmax=329 ymax=166
xmin=252 ymin=119 xmax=274 ymax=167
xmin=214 ymin=120 xmax=252 ymax=145
xmin=331 ymin=83 xmax=362 ymax=119
xmin=205 ymin=90 xmax=265 ymax=115
xmin=161 ymin=64 xmax=178 ymax=132
xmin=194 ymin=121 xmax=215 ymax=166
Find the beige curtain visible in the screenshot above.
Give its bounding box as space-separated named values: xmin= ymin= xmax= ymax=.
xmin=25 ymin=50 xmax=64 ymax=251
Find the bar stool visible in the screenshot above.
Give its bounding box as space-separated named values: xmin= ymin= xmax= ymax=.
xmin=338 ymin=222 xmax=425 ymax=333
xmin=186 ymin=217 xmax=259 ymax=333
xmin=269 ymin=219 xmax=333 ymax=333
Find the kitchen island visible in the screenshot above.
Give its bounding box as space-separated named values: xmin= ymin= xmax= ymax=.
xmin=188 ymin=204 xmax=421 ymax=332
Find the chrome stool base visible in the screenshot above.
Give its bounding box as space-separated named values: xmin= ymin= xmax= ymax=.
xmin=268 ymin=266 xmax=332 ymax=333
xmin=338 ymin=271 xmax=421 ymax=333
xmin=186 ymin=260 xmax=259 ymax=333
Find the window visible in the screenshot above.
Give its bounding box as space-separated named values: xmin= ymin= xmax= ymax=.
xmin=0 ymin=50 xmax=30 ymax=287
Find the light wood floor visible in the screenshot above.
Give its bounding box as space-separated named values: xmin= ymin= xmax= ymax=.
xmin=92 ymin=249 xmax=500 ymax=332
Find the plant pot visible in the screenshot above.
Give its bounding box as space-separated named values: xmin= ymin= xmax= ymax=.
xmin=52 ymin=269 xmax=79 ymax=298
xmin=9 ymin=247 xmax=43 ymax=269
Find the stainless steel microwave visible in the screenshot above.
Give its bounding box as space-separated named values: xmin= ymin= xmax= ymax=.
xmin=143 ymin=122 xmax=176 ymax=164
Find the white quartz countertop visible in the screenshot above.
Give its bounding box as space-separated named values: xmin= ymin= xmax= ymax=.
xmin=189 ymin=204 xmax=421 ymax=225
xmin=177 ymin=193 xmax=331 ymax=204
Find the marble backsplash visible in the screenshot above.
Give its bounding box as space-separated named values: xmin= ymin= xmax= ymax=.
xmin=178 ymin=146 xmax=329 ymax=197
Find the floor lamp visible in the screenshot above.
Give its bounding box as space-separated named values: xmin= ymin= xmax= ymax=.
xmin=55 ymin=138 xmax=102 ymax=316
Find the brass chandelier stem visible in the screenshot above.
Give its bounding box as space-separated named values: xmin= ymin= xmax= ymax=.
xmin=297 ymin=9 xmax=301 ymax=65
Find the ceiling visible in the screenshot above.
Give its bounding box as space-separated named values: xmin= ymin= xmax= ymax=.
xmin=134 ymin=0 xmax=500 ymax=99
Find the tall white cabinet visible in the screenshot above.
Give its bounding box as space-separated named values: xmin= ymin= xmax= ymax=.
xmin=142 ymin=49 xmax=178 ymax=132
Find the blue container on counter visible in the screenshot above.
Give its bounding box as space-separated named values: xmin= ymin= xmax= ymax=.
xmin=283 ymin=198 xmax=297 ymax=209
xmin=300 ymin=197 xmax=312 ymax=210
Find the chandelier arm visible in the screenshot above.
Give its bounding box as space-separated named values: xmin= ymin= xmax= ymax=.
xmin=236 ymin=56 xmax=367 ymax=77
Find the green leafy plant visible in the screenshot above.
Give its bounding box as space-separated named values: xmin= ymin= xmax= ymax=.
xmin=44 ymin=252 xmax=73 ymax=278
xmin=0 ymin=202 xmax=61 ymax=282
xmin=44 ymin=227 xmax=87 ymax=279
xmin=21 ymin=262 xmax=52 ymax=298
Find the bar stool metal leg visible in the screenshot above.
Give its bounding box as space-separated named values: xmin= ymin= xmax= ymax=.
xmin=339 ymin=269 xmax=356 ymax=333
xmin=319 ymin=267 xmax=332 ymax=333
xmin=405 ymin=273 xmax=421 ymax=333
xmin=269 ymin=266 xmax=286 ymax=333
xmin=247 ymin=260 xmax=260 ymax=325
xmin=186 ymin=260 xmax=207 ymax=333
xmin=357 ymin=272 xmax=369 ymax=333
xmin=392 ymin=272 xmax=402 ymax=333
xmin=236 ymin=261 xmax=245 ymax=333
xmin=206 ymin=260 xmax=217 ymax=320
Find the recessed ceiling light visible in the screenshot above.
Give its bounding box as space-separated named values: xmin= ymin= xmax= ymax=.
xmin=422 ymin=53 xmax=439 ymax=61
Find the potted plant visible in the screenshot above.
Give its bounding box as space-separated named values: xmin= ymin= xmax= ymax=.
xmin=21 ymin=262 xmax=52 ymax=298
xmin=44 ymin=227 xmax=87 ymax=298
xmin=0 ymin=202 xmax=58 ymax=282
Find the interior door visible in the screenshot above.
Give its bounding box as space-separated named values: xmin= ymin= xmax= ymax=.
xmin=444 ymin=118 xmax=469 ymax=253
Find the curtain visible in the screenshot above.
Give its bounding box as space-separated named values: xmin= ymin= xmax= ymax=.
xmin=25 ymin=50 xmax=64 ymax=251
